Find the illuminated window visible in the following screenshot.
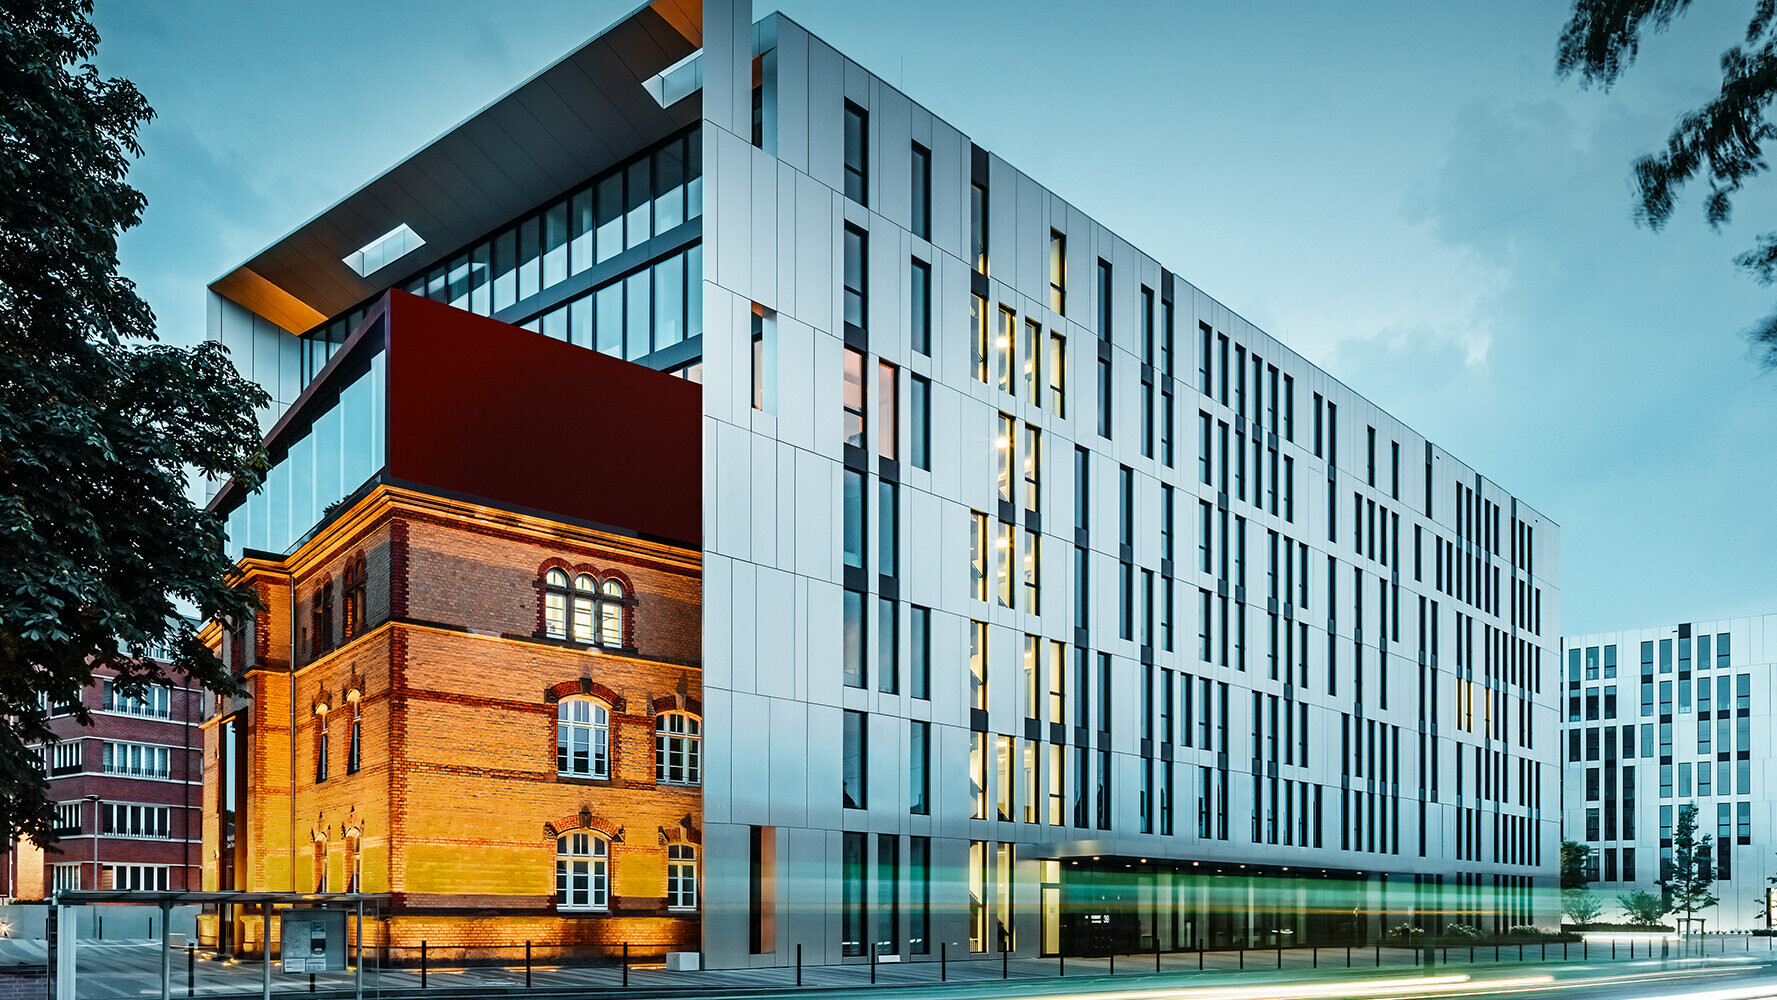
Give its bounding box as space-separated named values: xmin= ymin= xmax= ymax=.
xmin=997 ymin=307 xmax=1016 ymax=395
xmin=555 ymin=832 xmax=608 ymax=910
xmin=656 ymin=712 xmax=702 ymax=785
xmin=667 ymin=844 xmax=699 ymax=910
xmin=557 ymin=697 xmax=610 ymax=779
xmin=342 ymin=556 xmax=366 ymax=640
xmin=598 ymin=579 xmax=626 ymax=647
xmin=1049 ymin=230 xmax=1066 ymax=314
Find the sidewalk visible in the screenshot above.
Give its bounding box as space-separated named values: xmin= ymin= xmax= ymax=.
xmin=13 ymin=935 xmax=1776 ymax=999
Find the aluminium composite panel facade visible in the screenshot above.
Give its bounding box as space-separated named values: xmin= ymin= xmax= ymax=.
xmin=694 ymin=0 xmax=1561 ymax=967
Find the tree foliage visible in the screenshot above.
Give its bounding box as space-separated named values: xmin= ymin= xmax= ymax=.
xmin=0 ymin=0 xmax=267 ymax=849
xmin=1619 ymin=888 xmax=1671 ymax=926
xmin=1562 ymin=888 xmax=1606 ymax=926
xmin=1558 ymin=0 xmax=1777 ymax=366
xmin=1664 ymin=804 xmax=1721 ymax=931
xmin=1560 ymin=839 xmax=1595 ymax=890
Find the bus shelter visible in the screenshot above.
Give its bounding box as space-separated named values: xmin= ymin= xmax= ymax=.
xmin=50 ymin=890 xmax=385 ymax=1000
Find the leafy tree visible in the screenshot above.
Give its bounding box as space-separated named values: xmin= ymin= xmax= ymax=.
xmin=1558 ymin=0 xmax=1777 ymax=367
xmin=1560 ymin=839 xmax=1604 ymax=925
xmin=1563 ymin=889 xmax=1606 ymax=926
xmin=1560 ymin=839 xmax=1594 ymax=890
xmin=1663 ymin=804 xmax=1721 ymax=945
xmin=0 ymin=0 xmax=267 ymax=849
xmin=1619 ymin=888 xmax=1671 ymax=927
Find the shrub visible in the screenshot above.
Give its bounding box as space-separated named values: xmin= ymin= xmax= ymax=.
xmin=1442 ymin=923 xmax=1482 ymax=940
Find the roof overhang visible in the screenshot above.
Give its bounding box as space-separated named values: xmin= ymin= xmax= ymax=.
xmin=209 ymin=0 xmax=703 ymax=331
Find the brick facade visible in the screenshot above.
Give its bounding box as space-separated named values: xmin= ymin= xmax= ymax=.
xmin=199 ymin=485 xmax=701 ymax=958
xmin=4 ymin=663 xmax=204 ymax=900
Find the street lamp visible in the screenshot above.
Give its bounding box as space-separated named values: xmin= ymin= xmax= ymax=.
xmin=84 ymin=794 xmax=100 ymax=890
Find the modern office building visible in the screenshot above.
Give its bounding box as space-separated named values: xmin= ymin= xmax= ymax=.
xmin=5 ymin=661 xmax=204 ymax=899
xmin=1561 ymin=615 xmax=1777 ymax=930
xmin=203 ymin=0 xmax=1562 ymax=965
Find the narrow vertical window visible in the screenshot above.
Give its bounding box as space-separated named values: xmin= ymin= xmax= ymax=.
xmin=971 ymin=182 xmax=989 ymax=275
xmin=910 ymin=258 xmax=931 ymax=355
xmin=843 ymin=101 xmax=868 ymax=205
xmin=1096 ymin=259 xmax=1113 ymax=341
xmin=843 ymin=225 xmax=868 ymax=334
xmin=910 ymin=375 xmax=931 ymax=470
xmin=878 ymin=362 xmax=898 ymax=460
xmin=843 ymin=348 xmax=866 ymax=450
xmin=909 ymin=142 xmax=931 ymax=239
xmin=1049 ymin=230 xmax=1067 ymax=314
xmin=843 ymin=710 xmax=868 ymax=809
xmin=997 ymin=307 xmax=1016 ymax=395
xmin=1048 ymin=332 xmax=1067 ymax=416
xmin=971 ymin=293 xmax=989 ymax=383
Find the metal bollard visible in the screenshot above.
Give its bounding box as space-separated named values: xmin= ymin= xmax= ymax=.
xmin=1346 ymin=945 xmax=1351 ymax=968
xmin=187 ymin=945 xmax=195 ymax=997
xmin=1002 ymin=945 xmax=1008 ymax=979
xmin=1376 ymin=945 xmax=1381 ymax=967
xmin=1158 ymin=939 xmax=1163 ymax=972
xmin=1583 ymin=940 xmax=1587 ymax=961
xmin=1239 ymin=947 xmax=1244 ymax=970
xmin=421 ymin=941 xmax=428 ymax=989
xmin=525 ymin=940 xmax=531 ymax=988
xmin=871 ymin=943 xmax=878 ymax=985
xmin=941 ymin=942 xmax=947 ymax=982
xmin=1109 ymin=950 xmax=1115 ymax=975
xmin=1277 ymin=946 xmax=1282 ymax=969
xmin=1313 ymin=947 xmax=1318 ymax=968
xmin=309 ymin=973 xmax=315 ymax=993
xmin=1200 ymin=947 xmax=1205 ymax=970
xmin=1059 ymin=951 xmax=1064 ymax=977
xmin=622 ymin=943 xmax=629 ymax=989
xmin=796 ymin=943 xmax=802 ymax=986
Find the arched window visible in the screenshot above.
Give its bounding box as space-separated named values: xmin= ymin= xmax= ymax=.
xmin=313 ymin=836 xmax=329 ymax=893
xmin=555 ymin=832 xmax=608 ymax=910
xmin=598 ymin=579 xmax=626 ymax=646
xmin=342 ymin=556 xmax=366 ymax=640
xmin=556 ymin=697 xmax=609 ymax=778
xmin=311 ymin=580 xmax=334 ymax=656
xmin=572 ymin=574 xmax=598 ymax=643
xmin=666 ymin=844 xmax=698 ymax=910
xmin=542 ymin=569 xmax=570 ymax=639
xmin=345 ymin=831 xmax=362 ymax=893
xmin=655 ymin=712 xmax=701 ymax=785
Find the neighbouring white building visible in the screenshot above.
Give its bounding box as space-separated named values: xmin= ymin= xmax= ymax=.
xmin=1563 ymin=615 xmax=1777 ymax=930
xmin=203 ymin=0 xmax=1562 ymax=966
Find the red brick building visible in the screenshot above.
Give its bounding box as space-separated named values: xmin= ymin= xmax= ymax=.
xmin=4 ymin=663 xmax=204 ymax=900
xmin=197 ymin=292 xmax=704 ymax=957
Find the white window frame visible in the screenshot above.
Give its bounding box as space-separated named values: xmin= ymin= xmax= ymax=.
xmin=555 ymin=832 xmax=609 ymax=910
xmin=655 ymin=712 xmax=702 ymax=785
xmin=556 ymin=697 xmax=610 ymax=779
xmin=666 ymin=843 xmax=698 ymax=910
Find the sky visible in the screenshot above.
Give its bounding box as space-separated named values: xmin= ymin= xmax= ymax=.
xmin=90 ymin=0 xmax=1777 ymax=635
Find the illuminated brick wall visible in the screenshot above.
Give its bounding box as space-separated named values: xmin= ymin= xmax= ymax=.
xmin=201 ymin=485 xmax=702 ymax=956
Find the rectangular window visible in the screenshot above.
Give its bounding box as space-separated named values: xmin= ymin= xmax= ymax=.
xmin=1140 ymin=285 xmax=1155 ymax=365
xmin=1023 ymin=319 xmax=1042 ymax=402
xmin=843 ymin=468 xmax=866 ymax=571
xmin=910 ymin=258 xmax=932 ymax=355
xmin=997 ymin=520 xmax=1016 ymax=609
xmin=878 ymin=362 xmax=898 ymax=461
xmin=843 ymin=225 xmax=867 ymax=333
xmin=910 ymin=375 xmax=931 ymax=470
xmin=843 ymin=348 xmax=866 ymax=450
xmin=843 ymin=589 xmax=865 ymax=689
xmin=877 ymin=598 xmax=898 ymax=693
xmin=1049 ymin=230 xmax=1067 ymax=314
xmin=909 ymin=837 xmax=931 ymax=954
xmin=1096 ymin=259 xmax=1113 ymax=341
xmin=843 ymin=102 xmax=867 ymax=205
xmin=842 ymin=831 xmax=867 ymax=956
xmin=971 ymin=182 xmax=988 ymax=275
xmin=909 ymin=142 xmax=931 ymax=239
xmin=842 ymin=711 xmax=867 ymax=809
xmin=1024 ymin=425 xmax=1042 ymax=513
xmin=970 ymin=619 xmax=988 ymax=711
xmin=971 ymin=512 xmax=989 ymax=601
xmin=910 ymin=720 xmax=930 ymax=815
xmin=911 ymin=605 xmax=930 ymax=699
xmin=1048 ymin=331 xmax=1067 ymax=416
xmin=971 ymin=293 xmax=988 ymax=383
xmin=997 ymin=307 xmax=1016 ymax=395
xmin=1097 ymin=356 xmax=1113 ymax=438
